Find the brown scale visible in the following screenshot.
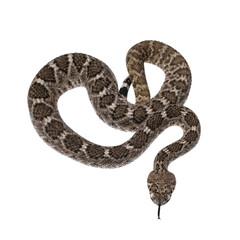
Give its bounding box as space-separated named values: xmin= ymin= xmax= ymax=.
xmin=87 ymin=59 xmax=103 ymax=78
xmin=37 ymin=65 xmax=56 ymax=82
xmin=165 ymin=105 xmax=182 ymax=118
xmin=86 ymin=144 xmax=105 ymax=159
xmin=185 ymin=111 xmax=200 ymax=127
xmin=54 ymin=54 xmax=69 ymax=73
xmin=109 ymin=146 xmax=129 ymax=160
xmin=168 ymin=142 xmax=184 ymax=152
xmin=185 ymin=130 xmax=199 ymax=143
xmin=111 ymin=105 xmax=128 ymax=120
xmin=91 ymin=77 xmax=111 ymax=94
xmin=99 ymin=94 xmax=115 ymax=108
xmin=72 ymin=53 xmax=87 ymax=72
xmin=151 ymin=100 xmax=164 ymax=112
xmin=129 ymin=131 xmax=149 ymax=149
xmin=146 ymin=112 xmax=163 ymax=131
xmin=45 ymin=120 xmax=64 ymax=140
xmin=29 ymin=83 xmax=49 ymax=99
xmin=64 ymin=134 xmax=83 ymax=153
xmin=162 ymin=91 xmax=178 ymax=104
xmin=32 ymin=103 xmax=53 ymax=120
xmin=133 ymin=106 xmax=147 ymax=124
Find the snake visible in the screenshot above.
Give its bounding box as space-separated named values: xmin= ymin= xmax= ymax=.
xmin=28 ymin=40 xmax=200 ymax=218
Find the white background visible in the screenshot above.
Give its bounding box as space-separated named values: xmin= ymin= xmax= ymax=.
xmin=0 ymin=0 xmax=240 ymax=239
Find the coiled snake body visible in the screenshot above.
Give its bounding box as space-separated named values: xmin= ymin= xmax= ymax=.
xmin=28 ymin=40 xmax=200 ymax=217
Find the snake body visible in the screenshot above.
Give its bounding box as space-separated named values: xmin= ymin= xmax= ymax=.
xmin=28 ymin=40 xmax=200 ymax=212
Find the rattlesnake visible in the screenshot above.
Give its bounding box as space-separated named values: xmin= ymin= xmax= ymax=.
xmin=28 ymin=40 xmax=200 ymax=218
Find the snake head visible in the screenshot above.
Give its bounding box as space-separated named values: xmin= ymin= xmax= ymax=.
xmin=147 ymin=170 xmax=176 ymax=206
